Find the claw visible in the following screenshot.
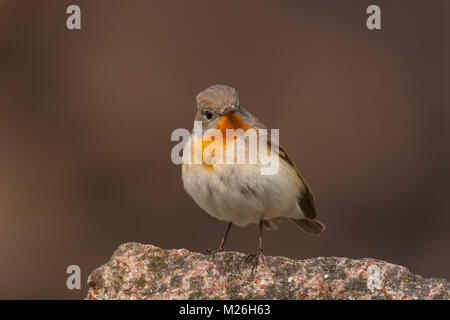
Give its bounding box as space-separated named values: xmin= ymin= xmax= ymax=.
xmin=245 ymin=248 xmax=264 ymax=274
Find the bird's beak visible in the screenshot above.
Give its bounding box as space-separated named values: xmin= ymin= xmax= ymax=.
xmin=221 ymin=105 xmax=236 ymax=115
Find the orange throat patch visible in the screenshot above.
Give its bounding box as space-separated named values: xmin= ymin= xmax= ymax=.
xmin=199 ymin=112 xmax=251 ymax=170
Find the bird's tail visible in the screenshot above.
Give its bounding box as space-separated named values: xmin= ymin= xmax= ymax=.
xmin=290 ymin=218 xmax=325 ymax=236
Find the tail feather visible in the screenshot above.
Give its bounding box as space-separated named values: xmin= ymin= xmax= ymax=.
xmin=290 ymin=218 xmax=325 ymax=236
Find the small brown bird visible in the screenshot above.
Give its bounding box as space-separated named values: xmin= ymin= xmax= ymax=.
xmin=182 ymin=85 xmax=325 ymax=272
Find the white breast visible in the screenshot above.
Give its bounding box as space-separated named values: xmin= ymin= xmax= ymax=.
xmin=181 ymin=135 xmax=304 ymax=227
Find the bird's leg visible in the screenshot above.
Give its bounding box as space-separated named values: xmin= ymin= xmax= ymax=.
xmin=206 ymin=222 xmax=232 ymax=258
xmin=246 ymin=220 xmax=265 ymax=274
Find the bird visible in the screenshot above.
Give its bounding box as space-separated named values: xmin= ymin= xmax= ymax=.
xmin=181 ymin=84 xmax=325 ymax=272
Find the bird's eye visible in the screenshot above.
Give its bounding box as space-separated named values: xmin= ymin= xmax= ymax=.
xmin=203 ymin=109 xmax=213 ymax=120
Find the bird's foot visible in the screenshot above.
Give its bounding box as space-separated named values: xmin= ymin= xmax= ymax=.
xmin=245 ymin=248 xmax=265 ymax=275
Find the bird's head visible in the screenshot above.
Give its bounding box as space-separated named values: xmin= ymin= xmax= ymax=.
xmin=195 ymin=85 xmax=251 ymax=135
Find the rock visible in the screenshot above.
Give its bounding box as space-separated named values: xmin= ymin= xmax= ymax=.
xmin=86 ymin=242 xmax=449 ymax=300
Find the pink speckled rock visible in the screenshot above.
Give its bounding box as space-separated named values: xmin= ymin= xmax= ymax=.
xmin=86 ymin=242 xmax=449 ymax=300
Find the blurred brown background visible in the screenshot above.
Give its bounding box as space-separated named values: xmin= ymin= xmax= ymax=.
xmin=0 ymin=0 xmax=448 ymax=299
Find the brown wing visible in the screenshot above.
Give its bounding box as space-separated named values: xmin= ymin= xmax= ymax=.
xmin=277 ymin=145 xmax=318 ymax=219
xmin=250 ymin=114 xmax=318 ymax=219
